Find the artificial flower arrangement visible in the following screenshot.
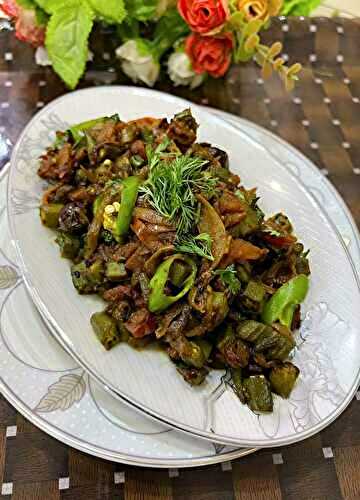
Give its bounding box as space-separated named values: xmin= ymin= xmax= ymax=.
xmin=1 ymin=0 xmax=322 ymax=90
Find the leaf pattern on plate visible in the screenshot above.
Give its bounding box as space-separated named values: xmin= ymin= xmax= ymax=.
xmin=0 ymin=265 xmax=18 ymax=289
xmin=35 ymin=373 xmax=86 ymax=413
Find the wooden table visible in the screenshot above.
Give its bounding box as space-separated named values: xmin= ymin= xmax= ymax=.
xmin=0 ymin=17 xmax=359 ymax=500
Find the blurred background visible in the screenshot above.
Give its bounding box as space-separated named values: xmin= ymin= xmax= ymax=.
xmin=313 ymin=0 xmax=358 ymax=17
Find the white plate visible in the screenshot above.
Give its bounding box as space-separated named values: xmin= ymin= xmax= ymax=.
xmin=0 ymin=163 xmax=252 ymax=467
xmin=8 ymin=87 xmax=360 ymax=447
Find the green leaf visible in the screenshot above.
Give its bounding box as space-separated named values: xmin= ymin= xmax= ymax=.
xmin=229 ymin=11 xmax=244 ymax=28
xmin=35 ymin=7 xmax=49 ymax=25
xmin=45 ymin=0 xmax=94 ymax=89
xmin=125 ymin=0 xmax=158 ymax=21
xmin=281 ymin=0 xmax=323 ymax=16
xmin=87 ymin=0 xmax=126 ymax=23
xmin=243 ymin=19 xmax=264 ymax=37
xmin=153 ymin=8 xmax=190 ymax=57
xmin=117 ymin=18 xmax=140 ymax=41
xmin=33 ymin=0 xmax=68 ymax=14
xmin=234 ymin=32 xmax=254 ymax=63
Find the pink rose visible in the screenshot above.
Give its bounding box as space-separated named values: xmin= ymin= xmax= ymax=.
xmin=1 ymin=0 xmax=45 ymax=47
xmin=178 ymin=0 xmax=229 ymax=35
xmin=185 ymin=32 xmax=233 ymax=78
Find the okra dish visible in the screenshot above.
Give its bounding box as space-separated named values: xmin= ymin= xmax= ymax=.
xmin=38 ymin=110 xmax=311 ymax=413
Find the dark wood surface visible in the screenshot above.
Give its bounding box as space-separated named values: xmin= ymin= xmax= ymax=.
xmin=0 ymin=17 xmax=359 ymax=500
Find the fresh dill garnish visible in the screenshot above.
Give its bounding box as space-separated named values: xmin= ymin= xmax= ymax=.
xmin=146 ymin=136 xmax=171 ymax=170
xmin=140 ymin=138 xmax=218 ymax=235
xmin=175 ymin=233 xmax=214 ymax=261
xmin=214 ymin=265 xmax=242 ymax=295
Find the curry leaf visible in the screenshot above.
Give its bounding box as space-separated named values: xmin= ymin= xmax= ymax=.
xmin=45 ymin=0 xmax=94 ymax=89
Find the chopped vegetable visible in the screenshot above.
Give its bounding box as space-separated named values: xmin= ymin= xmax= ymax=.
xmin=105 ymin=262 xmax=127 ymax=281
xmin=55 ymin=232 xmax=80 ymax=259
xmin=84 ymin=188 xmax=114 ymax=259
xmin=262 ymin=274 xmax=309 ymax=327
xmin=148 ymin=254 xmax=197 ymax=313
xmin=177 ymin=364 xmax=208 ymax=386
xmin=243 ymin=375 xmax=273 ymax=412
xmin=71 ymin=260 xmax=104 ymax=294
xmin=230 ymin=368 xmax=246 ymax=403
xmin=90 ymin=311 xmax=120 ymax=351
xmin=114 ymin=176 xmax=141 ymax=241
xmin=269 ymin=362 xmax=300 ymax=398
xmin=236 ymin=320 xmax=295 ymax=361
xmin=69 ymin=115 xmax=119 ymax=144
xmin=38 ymin=109 xmax=311 ymax=413
xmin=40 ymin=203 xmax=63 ymax=228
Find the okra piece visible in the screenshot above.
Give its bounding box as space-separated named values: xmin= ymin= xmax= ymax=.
xmin=236 ymin=320 xmax=268 ymax=343
xmin=40 ymin=203 xmax=64 ymax=228
xmin=90 ymin=312 xmax=120 ymax=351
xmin=71 ymin=260 xmax=104 ymax=294
xmin=55 ymin=232 xmax=81 ymax=259
xmin=243 ymin=375 xmax=273 ymax=412
xmin=177 ymin=364 xmax=208 ymax=386
xmin=243 ymin=280 xmax=265 ymax=303
xmin=269 ymin=362 xmax=299 ymax=398
xmin=230 ymin=368 xmax=246 ymax=403
xmin=266 ymin=324 xmax=295 ymax=361
xmin=105 ymin=261 xmax=127 ymax=281
xmin=181 ymin=340 xmax=208 ymax=369
xmin=192 ymin=339 xmax=212 ymax=363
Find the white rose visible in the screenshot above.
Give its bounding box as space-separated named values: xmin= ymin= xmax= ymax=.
xmin=115 ymin=40 xmax=160 ymax=87
xmin=35 ymin=46 xmax=52 ymax=66
xmin=35 ymin=46 xmax=93 ymax=67
xmin=168 ymin=51 xmax=204 ymax=89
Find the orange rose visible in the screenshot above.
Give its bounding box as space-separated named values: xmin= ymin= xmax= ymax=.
xmin=237 ymin=0 xmax=282 ymax=22
xmin=185 ymin=32 xmax=233 ymax=77
xmin=178 ymin=0 xmax=230 ymax=35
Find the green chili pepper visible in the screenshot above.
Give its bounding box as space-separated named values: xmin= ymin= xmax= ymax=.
xmin=262 ymin=274 xmax=309 ymax=328
xmin=148 ymin=254 xmax=197 ymax=313
xmin=69 ymin=114 xmax=120 ymax=144
xmin=114 ymin=176 xmax=141 ymax=240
